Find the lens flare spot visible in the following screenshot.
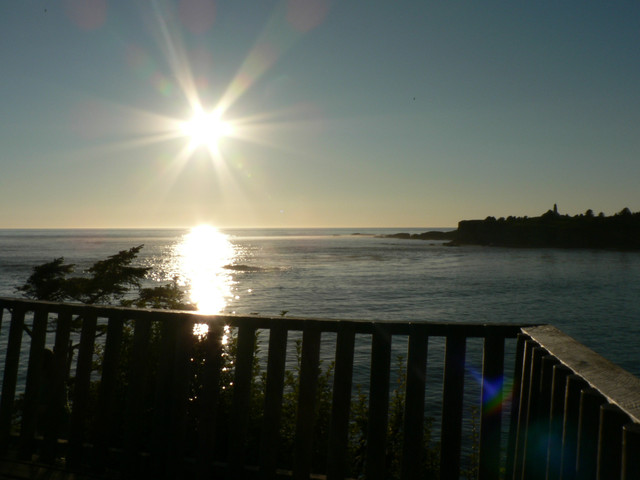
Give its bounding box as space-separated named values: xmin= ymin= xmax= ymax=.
xmin=153 ymin=73 xmax=175 ymax=97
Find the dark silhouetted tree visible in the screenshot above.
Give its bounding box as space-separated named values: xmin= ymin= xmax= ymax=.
xmin=618 ymin=207 xmax=632 ymax=216
xmin=18 ymin=245 xmax=191 ymax=309
xmin=17 ymin=258 xmax=75 ymax=301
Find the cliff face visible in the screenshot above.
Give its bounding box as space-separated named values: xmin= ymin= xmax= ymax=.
xmin=454 ymin=211 xmax=640 ymax=249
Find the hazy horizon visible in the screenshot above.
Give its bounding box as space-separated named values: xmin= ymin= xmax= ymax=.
xmin=2 ymin=1 xmax=639 ymax=228
xmin=0 ymin=224 xmax=453 ymax=231
xmin=0 ymin=203 xmax=634 ymax=231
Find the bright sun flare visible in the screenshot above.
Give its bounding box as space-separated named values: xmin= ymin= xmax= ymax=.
xmin=181 ymin=109 xmax=233 ymax=150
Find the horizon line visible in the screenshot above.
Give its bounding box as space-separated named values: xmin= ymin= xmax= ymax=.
xmin=0 ymin=225 xmax=457 ymax=231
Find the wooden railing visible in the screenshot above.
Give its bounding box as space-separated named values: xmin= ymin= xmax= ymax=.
xmin=0 ymin=298 xmax=639 ymax=479
xmin=510 ymin=326 xmax=640 ymax=480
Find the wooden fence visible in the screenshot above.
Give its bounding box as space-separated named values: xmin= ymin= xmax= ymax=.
xmin=0 ymin=298 xmax=639 ymax=479
xmin=510 ymin=326 xmax=640 ymax=480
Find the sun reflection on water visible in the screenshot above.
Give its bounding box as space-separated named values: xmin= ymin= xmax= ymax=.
xmin=174 ymin=224 xmax=236 ymax=315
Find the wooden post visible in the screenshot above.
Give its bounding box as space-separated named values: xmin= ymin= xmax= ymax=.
xmin=522 ymin=347 xmax=547 ymax=478
xmin=512 ymin=338 xmax=535 ymax=478
xmin=400 ymin=324 xmax=429 ymax=480
xmin=92 ymin=313 xmax=124 ymax=469
xmin=478 ymin=334 xmax=504 ymax=480
xmin=440 ymin=334 xmax=466 ymax=480
xmin=17 ymin=308 xmax=48 ymax=459
xmin=327 ymin=322 xmax=356 ymax=480
xmin=575 ymin=388 xmax=605 ymax=479
xmin=560 ymin=374 xmax=587 ymax=480
xmin=621 ymin=423 xmax=640 ymax=480
xmin=68 ymin=311 xmax=97 ymax=467
xmin=0 ymin=306 xmax=25 ymax=452
xmin=365 ymin=324 xmax=392 ymax=480
xmin=293 ymin=326 xmax=322 ymax=480
xmin=151 ymin=317 xmax=178 ymax=473
xmin=546 ymin=364 xmax=572 ymax=480
xmin=228 ymin=324 xmax=258 ymax=478
xmin=525 ymin=354 xmax=558 ymax=479
xmin=196 ymin=323 xmax=224 ymax=480
xmin=596 ymin=404 xmax=628 ymax=480
xmin=41 ymin=309 xmax=72 ymax=463
xmin=259 ymin=323 xmax=289 ymax=479
xmin=165 ymin=317 xmax=194 ymax=478
xmin=505 ymin=333 xmax=526 ymax=478
xmin=122 ymin=315 xmax=152 ymax=473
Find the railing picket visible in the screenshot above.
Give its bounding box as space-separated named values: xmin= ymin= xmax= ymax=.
xmin=327 ymin=322 xmax=356 ymax=480
xmin=576 ymin=388 xmax=606 ymax=480
xmin=547 ymin=364 xmax=572 ymax=480
xmin=122 ymin=315 xmax=152 ymax=473
xmin=17 ymin=308 xmax=48 ymax=459
xmin=439 ymin=334 xmax=467 ymax=480
xmin=365 ymin=324 xmax=392 ymax=480
xmin=151 ymin=317 xmax=178 ymax=472
xmin=41 ymin=309 xmax=72 ymax=463
xmin=522 ymin=346 xmax=546 ymax=478
xmin=67 ymin=311 xmax=97 ymax=467
xmin=4 ymin=297 xmax=640 ymax=480
xmin=196 ymin=323 xmax=224 ymax=480
xmin=259 ymin=323 xmax=289 ymax=479
xmin=622 ymin=423 xmax=640 ymax=480
xmin=166 ymin=317 xmax=194 ymax=477
xmin=512 ymin=338 xmax=536 ymax=478
xmin=0 ymin=306 xmax=25 ymax=452
xmin=597 ymin=404 xmax=628 ymax=480
xmin=560 ymin=374 xmax=588 ymax=480
xmin=505 ymin=333 xmax=527 ymax=478
xmin=228 ymin=324 xmax=258 ymax=477
xmin=93 ymin=313 xmax=124 ymax=469
xmin=478 ymin=334 xmax=504 ymax=480
xmin=400 ymin=324 xmax=429 ymax=480
xmin=293 ymin=326 xmax=322 ymax=480
xmin=527 ymin=354 xmax=558 ymax=479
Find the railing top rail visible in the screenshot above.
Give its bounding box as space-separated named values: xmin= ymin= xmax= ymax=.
xmin=523 ymin=324 xmax=640 ymax=423
xmin=0 ymin=297 xmax=534 ymax=337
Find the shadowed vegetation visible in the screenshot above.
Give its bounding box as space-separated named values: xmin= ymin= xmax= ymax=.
xmin=14 ymin=246 xmax=440 ymax=478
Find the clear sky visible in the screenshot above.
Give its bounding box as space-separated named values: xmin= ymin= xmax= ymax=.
xmin=1 ymin=1 xmax=639 ymax=228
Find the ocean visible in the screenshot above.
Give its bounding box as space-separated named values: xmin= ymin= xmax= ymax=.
xmin=1 ymin=227 xmax=639 ymax=378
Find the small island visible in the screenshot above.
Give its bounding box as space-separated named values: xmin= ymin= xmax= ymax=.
xmin=385 ymin=205 xmax=640 ymax=249
xmin=381 ymin=230 xmax=457 ymax=241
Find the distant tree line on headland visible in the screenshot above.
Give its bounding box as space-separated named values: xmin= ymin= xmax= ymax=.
xmin=385 ymin=206 xmax=640 ymax=249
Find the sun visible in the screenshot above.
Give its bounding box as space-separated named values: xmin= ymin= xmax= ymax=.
xmin=181 ymin=108 xmax=233 ymax=150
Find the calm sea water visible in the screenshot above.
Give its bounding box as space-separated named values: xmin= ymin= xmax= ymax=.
xmin=1 ymin=227 xmax=639 ymax=378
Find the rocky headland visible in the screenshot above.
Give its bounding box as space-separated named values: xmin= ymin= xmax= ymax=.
xmin=384 ymin=206 xmax=640 ymax=249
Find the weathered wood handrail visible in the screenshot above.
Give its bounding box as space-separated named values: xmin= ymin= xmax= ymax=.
xmin=0 ymin=297 xmax=639 ymax=479
xmin=510 ymin=326 xmax=640 ymax=480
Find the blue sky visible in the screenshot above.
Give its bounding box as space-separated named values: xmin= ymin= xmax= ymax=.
xmin=1 ymin=1 xmax=639 ymax=228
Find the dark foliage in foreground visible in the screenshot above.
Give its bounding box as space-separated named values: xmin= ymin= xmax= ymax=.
xmin=17 ymin=246 xmax=441 ymax=478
